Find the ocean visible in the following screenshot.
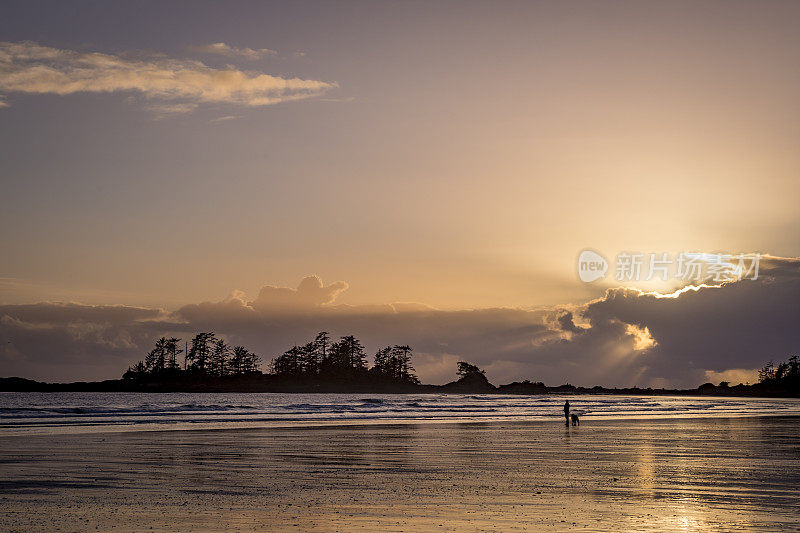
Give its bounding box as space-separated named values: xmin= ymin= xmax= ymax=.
xmin=2 ymin=392 xmax=799 ymax=434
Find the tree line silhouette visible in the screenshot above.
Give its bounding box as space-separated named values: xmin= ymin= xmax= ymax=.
xmin=758 ymin=355 xmax=800 ymax=387
xmin=124 ymin=331 xmax=419 ymax=385
xmin=270 ymin=332 xmax=419 ymax=384
xmin=125 ymin=332 xmax=260 ymax=378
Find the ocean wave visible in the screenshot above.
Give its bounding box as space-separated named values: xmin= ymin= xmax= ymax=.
xmin=2 ymin=392 xmax=799 ymax=432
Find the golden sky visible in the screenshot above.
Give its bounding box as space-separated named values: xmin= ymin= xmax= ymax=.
xmin=0 ymin=1 xmax=798 ymax=386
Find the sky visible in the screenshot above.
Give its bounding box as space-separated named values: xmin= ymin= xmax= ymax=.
xmin=0 ymin=1 xmax=798 ymax=386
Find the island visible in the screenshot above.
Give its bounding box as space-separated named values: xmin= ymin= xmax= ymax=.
xmin=2 ymin=331 xmax=798 ymax=397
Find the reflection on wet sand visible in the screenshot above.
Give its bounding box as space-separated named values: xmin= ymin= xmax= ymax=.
xmin=1 ymin=417 xmax=799 ymax=531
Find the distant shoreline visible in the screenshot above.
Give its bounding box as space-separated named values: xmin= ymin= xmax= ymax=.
xmin=1 ymin=374 xmax=797 ymax=398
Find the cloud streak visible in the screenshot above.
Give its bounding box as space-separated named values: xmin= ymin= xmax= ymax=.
xmin=0 ymin=41 xmax=336 ymax=112
xmin=188 ymin=42 xmax=277 ymax=60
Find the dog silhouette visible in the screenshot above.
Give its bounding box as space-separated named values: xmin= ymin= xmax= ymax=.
xmin=570 ymin=413 xmax=580 ymax=426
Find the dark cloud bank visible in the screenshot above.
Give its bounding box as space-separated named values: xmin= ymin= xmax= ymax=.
xmin=1 ymin=258 xmax=798 ymax=388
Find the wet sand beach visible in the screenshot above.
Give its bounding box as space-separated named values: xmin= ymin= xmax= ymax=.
xmin=1 ymin=417 xmax=799 ymax=531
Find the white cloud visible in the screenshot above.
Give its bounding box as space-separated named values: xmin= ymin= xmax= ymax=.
xmin=0 ymin=41 xmax=336 ymax=112
xmin=188 ymin=42 xmax=277 ymax=60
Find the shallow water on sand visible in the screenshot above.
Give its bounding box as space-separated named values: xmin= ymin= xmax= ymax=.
xmin=1 ymin=418 xmax=799 ymax=531
xmin=2 ymin=392 xmax=800 ymax=434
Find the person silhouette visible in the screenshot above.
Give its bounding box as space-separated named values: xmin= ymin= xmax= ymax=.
xmin=563 ymin=400 xmax=570 ymax=426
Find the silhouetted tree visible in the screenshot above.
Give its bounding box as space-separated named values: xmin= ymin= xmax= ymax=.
xmin=759 ymin=355 xmax=800 ymax=388
xmin=187 ymin=332 xmax=216 ymax=373
xmin=127 ymin=332 xmax=261 ymax=380
xmin=457 ymin=361 xmax=485 ymax=377
xmin=314 ymin=331 xmax=330 ymax=366
xmin=230 ymin=345 xmax=260 ymax=374
xmin=272 ymin=346 xmax=303 ymax=376
xmin=372 ymin=345 xmax=418 ymax=383
xmin=144 ymin=348 xmax=159 ymax=372
xmin=299 ymin=341 xmax=319 ymax=375
xmin=145 ymin=337 xmax=168 ymax=372
xmin=248 ymin=351 xmax=261 ymax=373
xmin=128 ymin=328 xmax=421 ymax=387
xmin=210 ymin=339 xmax=231 ymax=376
xmin=392 ymin=345 xmax=419 ymax=383
xmin=230 ymin=346 xmax=248 ymax=375
xmin=322 ymin=339 xmax=346 ymax=375
xmin=373 ymin=346 xmax=393 ymax=376
xmin=341 ymin=335 xmax=368 ymax=370
xmin=758 ymin=361 xmax=776 ymax=382
xmin=322 ymin=335 xmax=368 ymax=376
xmin=165 ymin=337 xmax=182 ymax=371
xmin=123 ymin=360 xmax=148 ymax=379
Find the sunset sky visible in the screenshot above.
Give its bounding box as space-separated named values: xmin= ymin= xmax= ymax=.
xmin=1 ymin=1 xmax=798 ymax=387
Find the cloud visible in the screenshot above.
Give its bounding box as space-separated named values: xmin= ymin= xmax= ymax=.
xmin=188 ymin=43 xmax=277 ymax=60
xmin=569 ymin=256 xmax=800 ymax=386
xmin=1 ymin=259 xmax=798 ymax=387
xmin=209 ymin=115 xmax=242 ymax=123
xmin=252 ymin=275 xmax=350 ymax=311
xmin=0 ymin=302 xmax=164 ymax=324
xmin=0 ymin=302 xmax=172 ymax=382
xmin=175 ymin=276 xmax=351 ymax=328
xmin=145 ymin=102 xmax=199 ymax=118
xmin=0 ymin=41 xmax=336 ymax=112
xmin=703 ymin=368 xmax=759 ymax=386
xmin=554 ymin=310 xmax=582 ymax=334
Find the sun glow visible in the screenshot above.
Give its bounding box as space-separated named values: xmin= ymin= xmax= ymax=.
xmin=625 ymin=323 xmax=657 ymax=351
xmin=648 ymin=283 xmax=721 ymax=299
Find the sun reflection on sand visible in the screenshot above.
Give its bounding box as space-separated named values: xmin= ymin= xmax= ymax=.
xmin=676 ymin=508 xmax=702 ymax=530
xmin=1 ymin=417 xmax=799 ymax=530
